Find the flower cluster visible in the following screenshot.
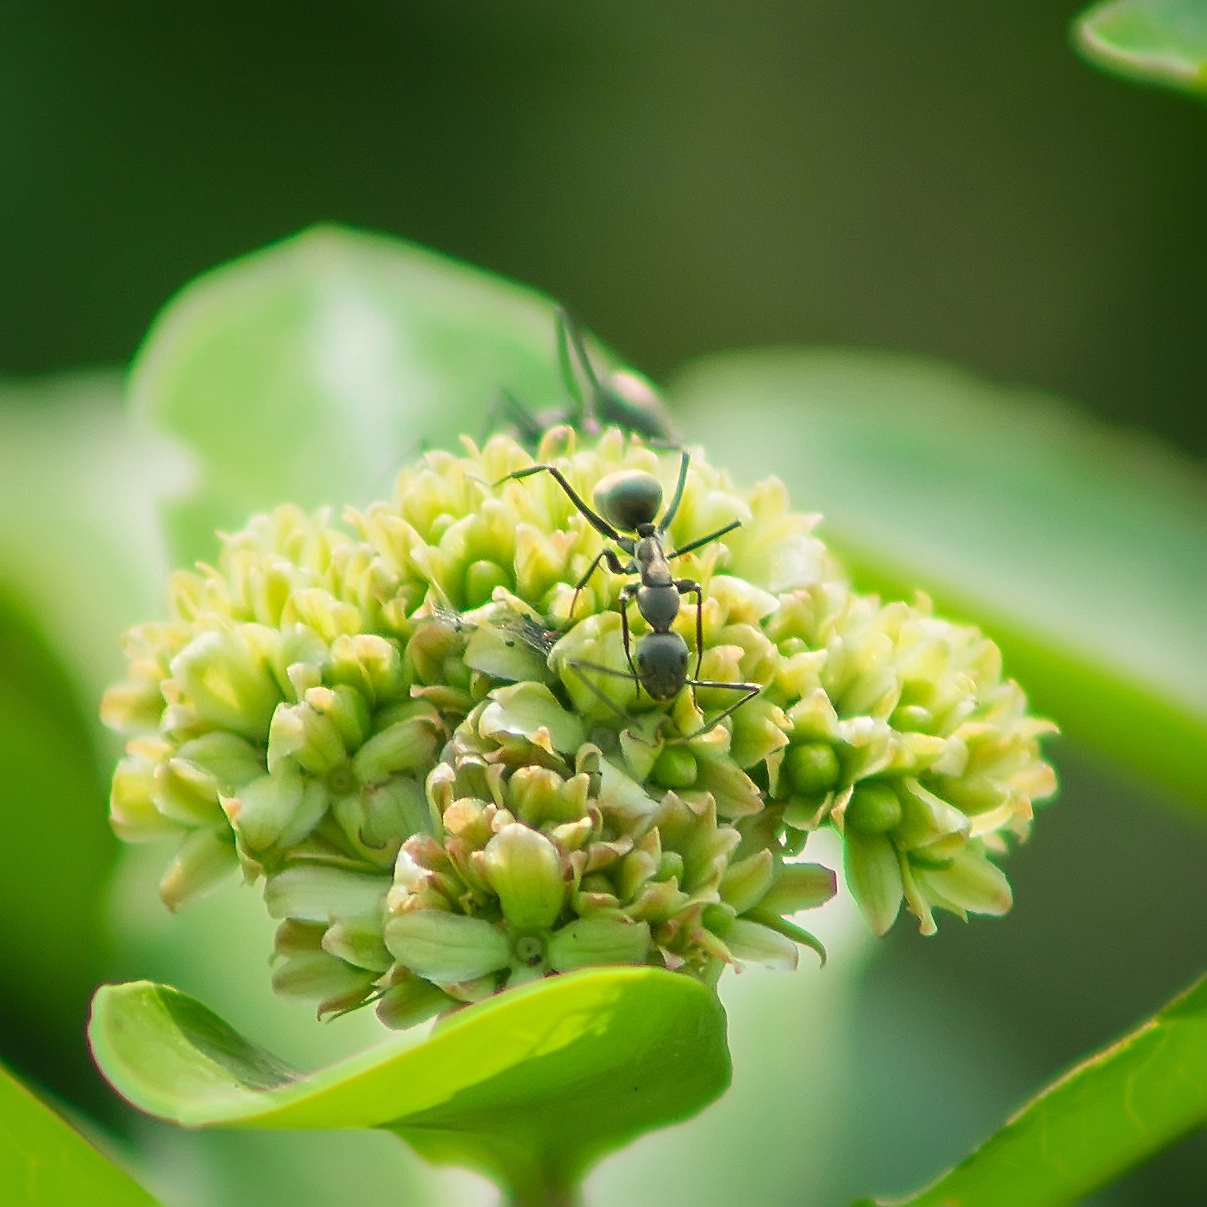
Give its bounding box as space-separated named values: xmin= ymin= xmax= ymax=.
xmin=102 ymin=427 xmax=1055 ymax=1026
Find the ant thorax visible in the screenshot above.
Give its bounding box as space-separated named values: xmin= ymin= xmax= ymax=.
xmin=634 ymin=536 xmax=673 ymax=585
xmin=637 ymin=581 xmax=681 ymax=632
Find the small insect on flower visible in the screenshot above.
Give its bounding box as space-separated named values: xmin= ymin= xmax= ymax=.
xmin=495 ymin=448 xmax=762 ymax=738
xmin=489 ymin=308 xmax=678 ymax=450
xmin=427 ymin=596 xmax=561 ymax=689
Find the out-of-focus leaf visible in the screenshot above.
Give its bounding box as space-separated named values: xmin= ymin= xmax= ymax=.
xmin=89 ymin=968 xmax=730 ymax=1202
xmin=0 ymin=372 xmax=182 ymax=714
xmin=0 ymin=595 xmax=115 ymax=1086
xmin=0 ymin=1061 xmax=158 ymax=1205
xmin=1075 ymin=0 xmax=1207 ymax=97
xmin=591 ymin=856 xmax=871 ymax=1207
xmin=671 ymin=350 xmax=1207 ymax=808
xmin=852 ymin=971 xmax=1207 ymax=1207
xmin=0 ymin=374 xmax=184 ymax=1098
xmin=129 ymin=224 xmax=577 ymax=563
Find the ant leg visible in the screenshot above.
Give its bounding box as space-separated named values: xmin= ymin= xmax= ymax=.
xmin=555 ymin=308 xmax=590 ymax=431
xmin=675 ymin=579 xmax=706 ymax=700
xmin=658 ymin=449 xmax=691 ymax=533
xmin=559 ymin=308 xmax=606 ymax=421
xmin=618 ymin=585 xmax=641 ymax=698
xmin=673 ymin=680 xmax=763 ymax=742
xmin=493 ymin=464 xmax=622 ymax=542
xmin=666 ymin=518 xmax=742 ymax=560
xmin=570 ymin=548 xmax=630 ymax=619
xmin=563 ymin=659 xmax=636 ymax=723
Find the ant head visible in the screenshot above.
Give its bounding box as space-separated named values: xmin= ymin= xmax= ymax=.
xmin=635 ymin=631 xmax=690 ymax=702
xmin=593 ymin=469 xmax=663 ymax=533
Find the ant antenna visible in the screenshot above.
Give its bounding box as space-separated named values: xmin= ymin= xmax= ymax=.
xmin=563 ymin=659 xmax=636 ymax=724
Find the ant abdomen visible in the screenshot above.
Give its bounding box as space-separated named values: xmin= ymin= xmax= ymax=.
xmin=635 ymin=632 xmax=691 ymax=701
xmin=593 ymin=469 xmax=664 ymax=533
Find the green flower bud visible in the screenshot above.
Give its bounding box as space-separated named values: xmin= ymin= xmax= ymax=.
xmin=758 ymin=863 xmax=837 ymax=915
xmin=383 ymin=911 xmax=510 ymax=985
xmin=375 ymin=970 xmax=454 ymax=1030
xmin=110 ymin=743 xmax=180 ymax=841
xmin=176 ymin=732 xmax=264 ymax=788
xmin=151 ymin=757 xmax=224 ymax=827
xmin=100 ymin=678 xmax=167 ymax=734
xmin=784 ymin=742 xmax=841 ymax=795
xmin=271 ymin=948 xmax=376 ymax=1012
xmin=167 ymin=627 xmax=282 ymax=739
xmin=265 ymin=866 xmax=389 ymax=924
xmin=223 ymin=769 xmax=326 ymax=855
xmin=715 ymin=917 xmax=799 ymax=971
xmin=159 ymin=826 xmax=239 ymax=911
xmin=464 ymin=559 xmax=511 ymax=607
xmin=844 ymin=830 xmax=903 ymax=936
xmin=305 ymin=684 xmax=371 ymax=751
xmin=483 ymin=823 xmax=566 ymax=931
xmin=267 ymin=700 xmax=347 ymax=776
xmin=844 ymin=781 xmax=903 ymax=835
xmin=719 ymin=850 xmax=775 ymax=915
xmin=479 ymin=682 xmax=586 ymax=756
xmin=651 ymin=745 xmax=697 ymax=789
xmin=548 ymin=917 xmax=651 ymax=972
xmin=351 ymin=715 xmax=441 ymax=783
xmin=322 ymin=917 xmax=394 ymax=973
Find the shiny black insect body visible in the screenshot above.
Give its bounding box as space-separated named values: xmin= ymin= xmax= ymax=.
xmin=490 ymin=308 xmax=677 ymax=450
xmin=495 ymin=450 xmax=761 ymax=734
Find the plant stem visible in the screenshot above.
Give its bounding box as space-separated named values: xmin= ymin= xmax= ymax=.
xmin=507 ymin=1187 xmax=581 ymax=1207
xmin=504 ymin=1167 xmax=583 ymax=1207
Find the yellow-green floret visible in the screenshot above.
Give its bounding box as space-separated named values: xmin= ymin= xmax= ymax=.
xmin=101 ymin=426 xmax=1056 ymax=1027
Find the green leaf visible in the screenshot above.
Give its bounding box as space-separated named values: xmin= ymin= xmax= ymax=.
xmin=0 ymin=1061 xmax=158 ymax=1205
xmin=1075 ymin=0 xmax=1207 ymax=97
xmin=129 ymin=224 xmax=574 ymax=564
xmin=0 ymin=371 xmax=182 ymax=714
xmin=853 ymin=971 xmax=1207 ymax=1207
xmin=0 ymin=595 xmax=116 ymax=1061
xmin=0 ymin=373 xmax=183 ymax=1089
xmin=670 ymin=349 xmax=1207 ymax=808
xmin=107 ymin=850 xmax=456 ymax=1204
xmin=89 ymin=968 xmax=730 ymax=1203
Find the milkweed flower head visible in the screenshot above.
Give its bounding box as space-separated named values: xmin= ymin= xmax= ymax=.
xmin=102 ymin=426 xmax=1056 ymax=1027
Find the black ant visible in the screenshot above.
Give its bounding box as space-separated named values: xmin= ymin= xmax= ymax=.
xmin=489 ymin=308 xmax=677 ymax=450
xmin=494 ymin=449 xmax=762 ymax=737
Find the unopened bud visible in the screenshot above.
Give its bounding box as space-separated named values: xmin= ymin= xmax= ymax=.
xmin=159 ymin=826 xmax=239 ymax=911
xmin=784 ymin=742 xmax=841 ymax=795
xmin=482 ymin=823 xmax=565 ymax=931
xmin=383 ymin=910 xmax=510 ymax=984
xmin=844 ymin=830 xmax=903 ymax=936
xmin=845 ymin=781 xmax=903 ymax=835
xmin=548 ymin=916 xmax=651 ymax=971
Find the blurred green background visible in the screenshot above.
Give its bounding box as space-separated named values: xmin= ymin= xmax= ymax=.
xmin=0 ymin=2 xmax=1204 ymax=1204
